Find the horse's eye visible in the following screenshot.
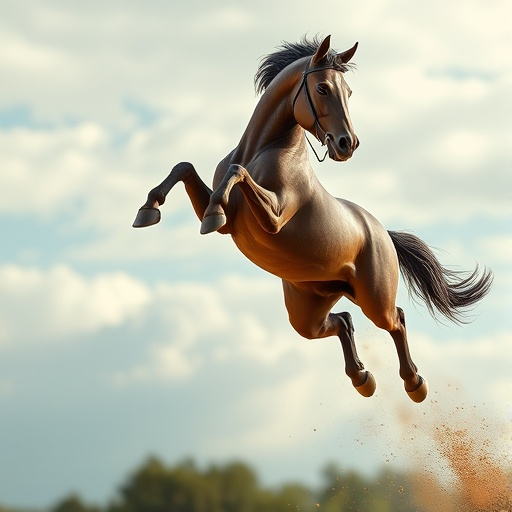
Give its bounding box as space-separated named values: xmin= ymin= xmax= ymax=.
xmin=316 ymin=83 xmax=329 ymax=96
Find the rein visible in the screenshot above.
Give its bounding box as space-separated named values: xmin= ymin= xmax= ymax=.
xmin=292 ymin=65 xmax=337 ymax=163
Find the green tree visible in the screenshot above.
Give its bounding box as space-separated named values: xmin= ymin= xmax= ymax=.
xmin=51 ymin=493 xmax=101 ymax=512
xmin=317 ymin=463 xmax=371 ymax=512
xmin=216 ymin=461 xmax=258 ymax=512
xmin=265 ymin=483 xmax=317 ymax=512
xmin=104 ymin=456 xmax=443 ymax=512
xmin=369 ymin=468 xmax=416 ymax=512
xmin=116 ymin=456 xmax=221 ymax=512
xmin=112 ymin=456 xmax=316 ymax=512
xmin=317 ymin=464 xmax=420 ymax=512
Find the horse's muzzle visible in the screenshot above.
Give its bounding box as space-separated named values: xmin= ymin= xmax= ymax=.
xmin=326 ymin=134 xmax=359 ymax=161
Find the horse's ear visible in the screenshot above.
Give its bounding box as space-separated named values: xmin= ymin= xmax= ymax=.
xmin=311 ymin=35 xmax=332 ymax=67
xmin=337 ymin=42 xmax=358 ymax=65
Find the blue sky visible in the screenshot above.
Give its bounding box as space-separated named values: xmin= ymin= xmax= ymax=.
xmin=0 ymin=0 xmax=511 ymax=507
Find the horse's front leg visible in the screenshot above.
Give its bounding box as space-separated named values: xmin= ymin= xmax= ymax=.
xmin=201 ymin=164 xmax=284 ymax=235
xmin=133 ymin=162 xmax=212 ymax=228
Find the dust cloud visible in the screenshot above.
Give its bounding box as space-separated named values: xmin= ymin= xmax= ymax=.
xmin=359 ymin=384 xmax=511 ymax=511
xmin=408 ymin=414 xmax=511 ymax=511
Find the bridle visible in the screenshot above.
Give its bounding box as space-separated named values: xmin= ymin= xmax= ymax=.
xmin=292 ymin=65 xmax=341 ymax=162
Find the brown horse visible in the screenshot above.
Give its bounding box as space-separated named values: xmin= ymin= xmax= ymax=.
xmin=133 ymin=35 xmax=492 ymax=402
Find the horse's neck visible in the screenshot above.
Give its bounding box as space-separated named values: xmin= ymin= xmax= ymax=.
xmin=236 ymin=74 xmax=305 ymax=161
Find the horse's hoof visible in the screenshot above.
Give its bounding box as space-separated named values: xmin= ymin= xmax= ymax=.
xmin=354 ymin=371 xmax=377 ymax=398
xmin=200 ymin=214 xmax=226 ymax=234
xmin=406 ymin=375 xmax=428 ymax=403
xmin=133 ymin=207 xmax=161 ymax=228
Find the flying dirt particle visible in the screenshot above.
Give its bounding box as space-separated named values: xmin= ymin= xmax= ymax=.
xmin=434 ymin=425 xmax=511 ymax=510
xmin=357 ymin=382 xmax=512 ymax=511
xmin=405 ymin=403 xmax=512 ymax=511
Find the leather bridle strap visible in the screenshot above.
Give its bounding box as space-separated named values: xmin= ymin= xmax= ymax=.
xmin=292 ymin=65 xmax=336 ymax=162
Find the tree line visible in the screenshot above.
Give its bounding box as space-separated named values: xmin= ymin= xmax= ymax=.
xmin=1 ymin=456 xmax=510 ymax=512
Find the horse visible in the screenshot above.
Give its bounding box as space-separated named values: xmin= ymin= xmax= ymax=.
xmin=133 ymin=35 xmax=493 ymax=402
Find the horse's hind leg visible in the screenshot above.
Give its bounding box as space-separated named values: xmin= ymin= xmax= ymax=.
xmin=337 ymin=311 xmax=377 ymax=397
xmin=133 ymin=162 xmax=212 ymax=228
xmin=357 ymin=294 xmax=428 ymax=402
xmin=389 ymin=307 xmax=429 ymax=403
xmin=282 ymin=281 xmax=376 ymax=397
xmin=352 ymin=230 xmax=428 ymax=402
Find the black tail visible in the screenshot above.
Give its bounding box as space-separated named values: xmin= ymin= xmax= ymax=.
xmin=388 ymin=230 xmax=493 ymax=324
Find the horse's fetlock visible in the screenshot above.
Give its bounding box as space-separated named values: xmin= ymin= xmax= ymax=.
xmin=399 ymin=367 xmax=417 ymax=384
xmin=149 ymin=187 xmax=166 ymax=206
xmin=347 ymin=367 xmax=367 ymax=386
xmin=204 ymin=203 xmax=225 ymax=218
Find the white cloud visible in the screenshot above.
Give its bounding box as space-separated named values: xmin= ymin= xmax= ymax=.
xmin=0 ymin=264 xmax=151 ymax=345
xmin=189 ymin=6 xmax=255 ymax=33
xmin=404 ymin=329 xmax=512 ymax=410
xmin=478 ymin=234 xmax=512 ymax=264
xmin=111 ymin=275 xmax=296 ymax=386
xmin=112 ymin=342 xmax=202 ymax=387
xmin=0 ymin=28 xmax=70 ymax=71
xmin=0 ymin=124 xmax=111 ymax=216
xmin=208 ymin=370 xmax=360 ymax=457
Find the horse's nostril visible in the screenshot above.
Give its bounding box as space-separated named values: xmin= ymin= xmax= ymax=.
xmin=338 ymin=136 xmax=351 ymax=153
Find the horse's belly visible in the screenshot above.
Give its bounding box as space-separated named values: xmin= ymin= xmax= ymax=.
xmin=231 ymin=223 xmax=359 ymax=282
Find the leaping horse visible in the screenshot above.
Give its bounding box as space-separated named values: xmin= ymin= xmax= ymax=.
xmin=133 ymin=36 xmax=492 ymax=402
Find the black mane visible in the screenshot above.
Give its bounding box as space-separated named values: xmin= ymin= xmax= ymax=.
xmin=254 ymin=36 xmax=352 ymax=95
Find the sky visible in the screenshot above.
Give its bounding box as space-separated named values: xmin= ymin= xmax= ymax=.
xmin=0 ymin=0 xmax=511 ymax=508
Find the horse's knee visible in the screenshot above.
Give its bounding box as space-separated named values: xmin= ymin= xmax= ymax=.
xmin=173 ymin=161 xmax=194 ymax=173
xmin=169 ymin=162 xmax=196 ymax=184
xmin=227 ymin=164 xmax=246 ymax=180
xmin=149 ymin=162 xmax=196 ymax=206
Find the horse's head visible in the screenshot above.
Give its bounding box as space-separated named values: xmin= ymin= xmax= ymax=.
xmin=293 ymin=36 xmax=359 ymax=162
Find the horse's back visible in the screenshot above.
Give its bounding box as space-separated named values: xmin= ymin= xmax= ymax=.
xmin=334 ymin=196 xmax=394 ymax=251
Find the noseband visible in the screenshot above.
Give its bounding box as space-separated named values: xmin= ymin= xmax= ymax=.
xmin=292 ymin=65 xmax=339 ymax=162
